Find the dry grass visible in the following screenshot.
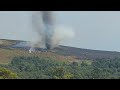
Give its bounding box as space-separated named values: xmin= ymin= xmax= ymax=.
xmin=0 ymin=39 xmax=79 ymax=64
xmin=0 ymin=48 xmax=79 ymax=64
xmin=0 ymin=39 xmax=16 ymax=46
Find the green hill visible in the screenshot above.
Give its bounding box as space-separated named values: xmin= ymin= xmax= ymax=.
xmin=1 ymin=39 xmax=120 ymax=64
xmin=0 ymin=39 xmax=120 ymax=79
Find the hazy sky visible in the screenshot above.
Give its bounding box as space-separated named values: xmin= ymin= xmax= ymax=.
xmin=0 ymin=11 xmax=120 ymax=52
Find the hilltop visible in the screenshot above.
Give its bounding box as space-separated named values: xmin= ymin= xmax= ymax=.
xmin=0 ymin=39 xmax=78 ymax=64
xmin=0 ymin=39 xmax=120 ymax=64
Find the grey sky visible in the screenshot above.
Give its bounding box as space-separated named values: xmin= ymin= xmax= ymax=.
xmin=0 ymin=11 xmax=120 ymax=51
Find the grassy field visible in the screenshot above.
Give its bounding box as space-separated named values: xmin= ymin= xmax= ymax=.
xmin=0 ymin=39 xmax=91 ymax=64
xmin=0 ymin=39 xmax=16 ymax=46
xmin=0 ymin=48 xmax=79 ymax=64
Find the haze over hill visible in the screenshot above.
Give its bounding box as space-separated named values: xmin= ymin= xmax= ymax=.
xmin=0 ymin=11 xmax=120 ymax=52
xmin=1 ymin=39 xmax=120 ymax=63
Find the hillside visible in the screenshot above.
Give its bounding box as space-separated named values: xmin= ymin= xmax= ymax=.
xmin=0 ymin=39 xmax=120 ymax=79
xmin=54 ymin=46 xmax=120 ymax=60
xmin=0 ymin=39 xmax=78 ymax=64
xmin=1 ymin=39 xmax=120 ymax=64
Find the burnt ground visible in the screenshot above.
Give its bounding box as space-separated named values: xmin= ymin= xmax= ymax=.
xmin=1 ymin=39 xmax=120 ymax=60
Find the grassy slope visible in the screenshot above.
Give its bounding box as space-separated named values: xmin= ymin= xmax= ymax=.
xmin=0 ymin=48 xmax=79 ymax=64
xmin=0 ymin=39 xmax=80 ymax=64
xmin=0 ymin=39 xmax=16 ymax=46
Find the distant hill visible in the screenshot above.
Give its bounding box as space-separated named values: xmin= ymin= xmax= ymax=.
xmin=54 ymin=46 xmax=120 ymax=60
xmin=0 ymin=39 xmax=120 ymax=64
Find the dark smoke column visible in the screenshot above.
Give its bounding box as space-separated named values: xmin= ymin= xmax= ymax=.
xmin=41 ymin=11 xmax=55 ymax=50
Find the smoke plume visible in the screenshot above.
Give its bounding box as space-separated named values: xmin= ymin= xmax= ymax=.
xmin=30 ymin=11 xmax=75 ymax=52
xmin=51 ymin=26 xmax=75 ymax=48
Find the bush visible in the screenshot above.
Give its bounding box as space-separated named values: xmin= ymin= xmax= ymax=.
xmin=0 ymin=67 xmax=18 ymax=79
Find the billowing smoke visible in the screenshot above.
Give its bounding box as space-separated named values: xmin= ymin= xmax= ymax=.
xmin=30 ymin=11 xmax=75 ymax=52
xmin=51 ymin=26 xmax=75 ymax=48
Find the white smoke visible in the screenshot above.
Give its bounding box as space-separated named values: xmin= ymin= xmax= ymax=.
xmin=51 ymin=25 xmax=75 ymax=48
xmin=29 ymin=11 xmax=75 ymax=52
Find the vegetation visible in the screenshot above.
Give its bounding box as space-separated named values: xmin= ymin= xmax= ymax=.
xmin=55 ymin=46 xmax=120 ymax=60
xmin=0 ymin=56 xmax=119 ymax=79
xmin=0 ymin=39 xmax=120 ymax=79
xmin=1 ymin=39 xmax=120 ymax=64
xmin=0 ymin=48 xmax=78 ymax=64
xmin=0 ymin=39 xmax=16 ymax=47
xmin=0 ymin=67 xmax=18 ymax=79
